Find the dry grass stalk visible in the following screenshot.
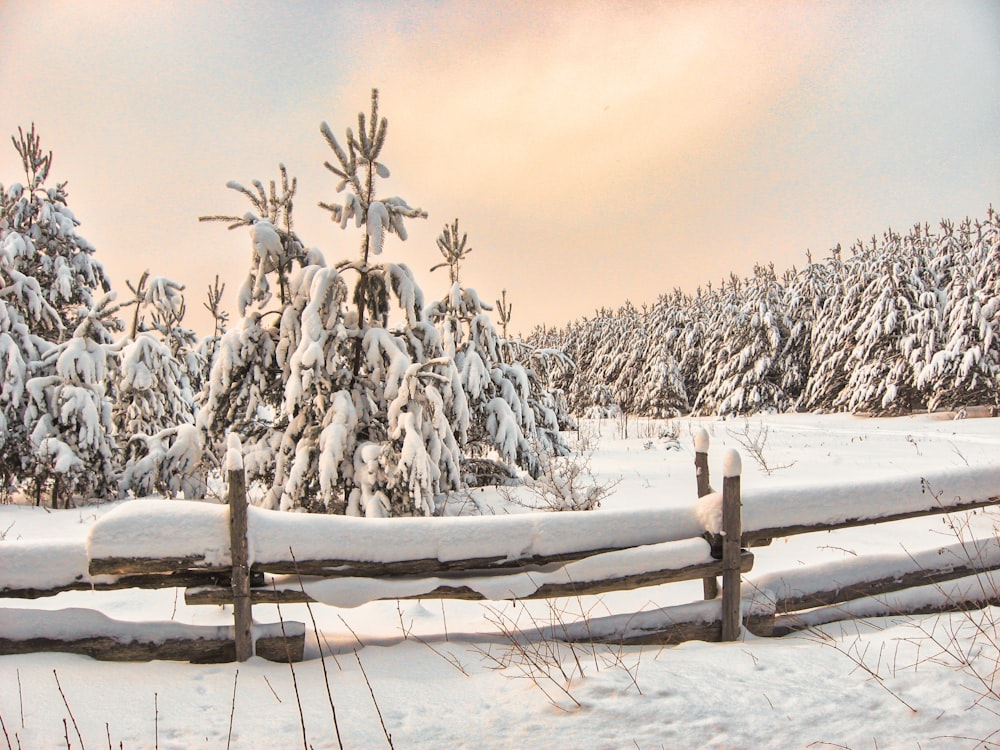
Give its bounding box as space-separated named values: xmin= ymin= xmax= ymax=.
xmin=354 ymin=651 xmax=394 ymax=750
xmin=53 ymin=670 xmax=85 ymax=750
xmin=290 ymin=547 xmax=344 ymax=750
xmin=272 ymin=582 xmax=309 ymax=750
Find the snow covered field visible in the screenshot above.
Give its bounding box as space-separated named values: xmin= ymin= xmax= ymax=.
xmin=2 ymin=412 xmax=1000 ymax=750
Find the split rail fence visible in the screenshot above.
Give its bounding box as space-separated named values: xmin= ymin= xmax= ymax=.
xmin=2 ymin=432 xmax=999 ymax=663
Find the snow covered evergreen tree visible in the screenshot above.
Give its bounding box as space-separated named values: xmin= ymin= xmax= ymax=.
xmin=199 ymin=166 xmax=329 ymax=509
xmin=425 ymin=219 xmax=569 ymax=482
xmin=693 ymin=263 xmax=794 ymax=415
xmin=838 ymin=232 xmax=933 ymax=413
xmin=534 ymin=209 xmax=998 ymax=421
xmin=24 ymin=295 xmax=122 ymax=505
xmin=0 ymin=126 xmax=115 ymax=502
xmin=0 ymin=126 xmax=110 ymax=342
xmin=918 ymin=215 xmax=999 ymax=409
xmin=200 ymin=90 xmax=476 ymax=516
xmin=116 ymin=274 xmax=205 ymax=498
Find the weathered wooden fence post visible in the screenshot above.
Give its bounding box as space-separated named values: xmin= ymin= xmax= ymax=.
xmin=721 ymin=448 xmax=742 ymax=642
xmin=695 ymin=428 xmax=719 ymax=600
xmin=227 ymin=435 xmax=253 ymax=662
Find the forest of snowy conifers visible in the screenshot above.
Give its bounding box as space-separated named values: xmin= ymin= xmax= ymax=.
xmin=1 ymin=90 xmax=997 ymax=514
xmin=529 ymin=211 xmax=999 ymax=420
xmin=0 ymin=96 xmax=574 ymax=514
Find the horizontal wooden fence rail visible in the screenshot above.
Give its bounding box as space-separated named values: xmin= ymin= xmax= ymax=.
xmin=184 ymin=549 xmax=756 ymax=606
xmin=3 ymin=426 xmax=999 ymax=662
xmin=0 ymin=609 xmax=303 ymax=663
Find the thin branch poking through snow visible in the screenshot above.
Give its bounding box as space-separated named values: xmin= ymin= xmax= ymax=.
xmin=0 ymin=706 xmax=11 ymax=750
xmin=53 ymin=670 xmax=85 ymax=750
xmin=225 ymin=669 xmax=238 ymax=750
xmin=290 ymin=547 xmax=343 ymax=750
xmin=272 ymin=582 xmax=308 ymax=750
xmin=355 ymin=651 xmax=394 ymax=750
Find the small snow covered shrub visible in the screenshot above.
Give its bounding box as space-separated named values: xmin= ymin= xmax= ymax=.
xmin=502 ymin=433 xmax=615 ymax=512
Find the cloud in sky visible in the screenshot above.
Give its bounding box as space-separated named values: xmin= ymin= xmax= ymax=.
xmin=1 ymin=0 xmax=997 ymax=334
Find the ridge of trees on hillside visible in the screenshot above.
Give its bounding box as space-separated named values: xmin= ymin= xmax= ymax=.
xmin=529 ymin=212 xmax=999 ymax=419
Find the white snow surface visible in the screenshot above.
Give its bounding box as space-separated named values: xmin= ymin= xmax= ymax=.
xmin=248 ymin=503 xmax=705 ymax=567
xmin=0 ymin=539 xmax=93 ymax=591
xmin=5 ymin=413 xmax=1000 ymax=749
xmin=87 ymin=499 xmax=231 ymax=567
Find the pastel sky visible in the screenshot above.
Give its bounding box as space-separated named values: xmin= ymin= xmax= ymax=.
xmin=2 ymin=1 xmax=998 ymax=335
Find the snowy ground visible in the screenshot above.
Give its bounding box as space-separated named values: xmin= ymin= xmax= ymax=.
xmin=2 ymin=413 xmax=1000 ymax=749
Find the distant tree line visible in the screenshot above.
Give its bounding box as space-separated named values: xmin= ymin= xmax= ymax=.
xmin=530 ymin=209 xmax=999 ymax=418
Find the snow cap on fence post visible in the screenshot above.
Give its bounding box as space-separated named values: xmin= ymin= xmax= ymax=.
xmin=723 ymin=448 xmax=742 ymax=478
xmin=694 ymin=428 xmax=710 ymax=454
xmin=226 ymin=433 xmax=244 ymax=472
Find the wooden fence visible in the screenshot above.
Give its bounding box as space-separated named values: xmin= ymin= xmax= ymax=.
xmin=2 ymin=430 xmax=999 ymax=663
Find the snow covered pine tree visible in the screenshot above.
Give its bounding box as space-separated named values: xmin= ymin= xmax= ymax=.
xmin=201 ymin=91 xmax=472 ymax=516
xmin=0 ymin=126 xmax=115 ymax=505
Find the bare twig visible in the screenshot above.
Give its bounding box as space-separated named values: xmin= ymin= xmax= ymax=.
xmin=355 ymin=651 xmax=394 ymax=750
xmin=726 ymin=419 xmax=796 ymax=474
xmin=53 ymin=671 xmax=85 ymax=750
xmin=338 ymin=615 xmax=365 ymax=649
xmin=262 ymin=675 xmax=283 ymax=704
xmin=0 ymin=706 xmax=12 ymax=750
xmin=225 ymin=669 xmax=239 ymax=750
xmin=290 ymin=547 xmax=343 ymax=750
xmin=16 ymin=669 xmax=23 ymax=728
xmin=273 ymin=582 xmax=309 ymax=750
xmin=410 ymin=633 xmax=470 ymax=676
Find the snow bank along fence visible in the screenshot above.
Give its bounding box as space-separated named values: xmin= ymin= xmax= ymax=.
xmin=2 ymin=432 xmax=1000 ymax=662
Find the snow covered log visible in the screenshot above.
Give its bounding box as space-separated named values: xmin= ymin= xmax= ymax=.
xmin=0 ymin=608 xmax=304 ymax=663
xmin=741 ymin=465 xmax=1000 ymax=544
xmin=540 ymin=597 xmax=775 ymax=645
xmin=747 ymin=537 xmax=1000 ymax=615
xmin=0 ymin=538 xmax=230 ymax=598
xmin=769 ymin=572 xmax=1000 ymax=636
xmin=185 ymin=543 xmax=755 ymax=607
xmin=88 ymin=499 xmax=231 ymax=575
xmin=87 ymin=499 xmax=706 ymax=577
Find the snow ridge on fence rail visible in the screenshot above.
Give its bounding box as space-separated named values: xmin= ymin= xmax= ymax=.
xmin=84 ymin=463 xmax=1000 ymax=578
xmin=740 ymin=464 xmax=1000 ymax=541
xmin=86 ymin=499 xmax=708 ymax=576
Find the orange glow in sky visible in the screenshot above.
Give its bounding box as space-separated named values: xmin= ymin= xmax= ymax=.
xmin=2 ymin=1 xmax=998 ymax=334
